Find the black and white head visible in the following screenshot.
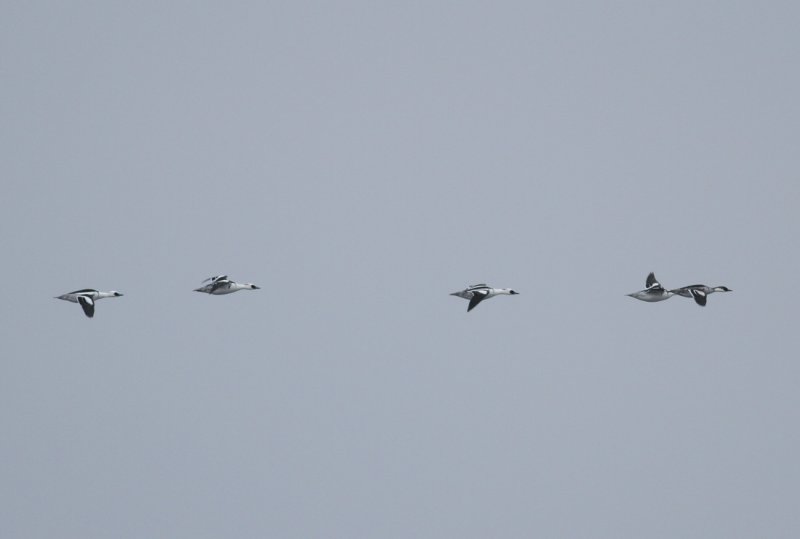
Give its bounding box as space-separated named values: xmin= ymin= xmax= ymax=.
xmin=112 ymin=291 xmax=124 ymax=297
xmin=508 ymin=289 xmax=519 ymax=295
xmin=246 ymin=284 xmax=260 ymax=290
xmin=714 ymin=286 xmax=732 ymax=293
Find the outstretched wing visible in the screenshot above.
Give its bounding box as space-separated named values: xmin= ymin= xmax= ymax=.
xmin=690 ymin=289 xmax=707 ymax=307
xmin=202 ymin=275 xmax=228 ymax=284
xmin=646 ymin=272 xmax=661 ymax=289
xmin=467 ymin=290 xmax=489 ymax=312
xmin=78 ymin=296 xmax=95 ymax=318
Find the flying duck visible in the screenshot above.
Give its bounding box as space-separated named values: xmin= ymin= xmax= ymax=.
xmin=194 ymin=275 xmax=260 ymax=295
xmin=55 ymin=289 xmax=124 ymax=318
xmin=626 ymin=272 xmax=674 ymax=302
xmin=450 ymin=284 xmax=519 ymax=312
xmin=670 ymin=284 xmax=732 ymax=306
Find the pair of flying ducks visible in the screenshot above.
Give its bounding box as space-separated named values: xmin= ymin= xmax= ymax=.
xmin=627 ymin=272 xmax=732 ymax=306
xmin=55 ymin=275 xmax=259 ymax=318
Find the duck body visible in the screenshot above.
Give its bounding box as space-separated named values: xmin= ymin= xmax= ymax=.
xmin=450 ymin=283 xmax=519 ymax=312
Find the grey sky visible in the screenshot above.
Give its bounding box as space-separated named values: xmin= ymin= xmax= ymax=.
xmin=2 ymin=2 xmax=799 ymax=537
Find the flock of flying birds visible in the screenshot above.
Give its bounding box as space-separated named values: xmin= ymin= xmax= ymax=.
xmin=55 ymin=272 xmax=731 ymax=318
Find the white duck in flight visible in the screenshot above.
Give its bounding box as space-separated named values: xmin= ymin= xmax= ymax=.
xmin=194 ymin=275 xmax=260 ymax=295
xmin=670 ymin=284 xmax=732 ymax=306
xmin=450 ymin=284 xmax=519 ymax=312
xmin=626 ymin=272 xmax=674 ymax=302
xmin=55 ymin=289 xmax=124 ymax=318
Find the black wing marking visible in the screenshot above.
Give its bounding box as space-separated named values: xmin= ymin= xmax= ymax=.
xmin=467 ymin=290 xmax=489 ymax=312
xmin=68 ymin=288 xmax=98 ymax=295
xmin=691 ymin=289 xmax=707 ymax=307
xmin=78 ymin=296 xmax=95 ymax=318
xmin=208 ymin=279 xmax=231 ymax=293
xmin=646 ymin=272 xmax=660 ymax=288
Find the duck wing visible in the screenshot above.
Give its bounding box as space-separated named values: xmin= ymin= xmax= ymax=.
xmin=78 ymin=296 xmax=95 ymax=318
xmin=467 ymin=290 xmax=489 ymax=312
xmin=690 ymin=289 xmax=707 ymax=307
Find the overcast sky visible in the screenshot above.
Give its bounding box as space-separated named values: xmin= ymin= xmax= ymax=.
xmin=2 ymin=2 xmax=799 ymax=537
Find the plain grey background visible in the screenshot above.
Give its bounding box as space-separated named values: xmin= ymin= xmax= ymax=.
xmin=2 ymin=2 xmax=799 ymax=537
